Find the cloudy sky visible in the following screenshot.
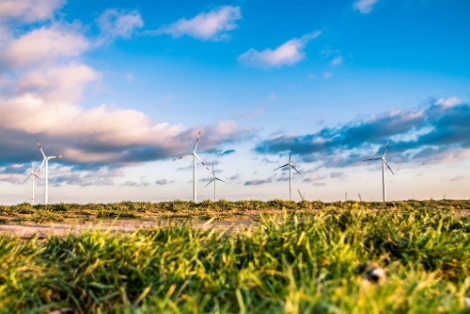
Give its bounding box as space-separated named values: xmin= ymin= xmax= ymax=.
xmin=1 ymin=0 xmax=469 ymax=204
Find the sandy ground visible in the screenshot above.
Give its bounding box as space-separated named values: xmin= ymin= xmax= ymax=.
xmin=0 ymin=219 xmax=254 ymax=240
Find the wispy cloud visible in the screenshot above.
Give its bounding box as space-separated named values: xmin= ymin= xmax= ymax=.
xmin=238 ymin=31 xmax=322 ymax=68
xmin=0 ymin=173 xmax=24 ymax=184
xmin=0 ymin=0 xmax=65 ymax=23
xmin=450 ymin=175 xmax=464 ymax=181
xmin=330 ymin=171 xmax=347 ymax=180
xmin=244 ymin=178 xmax=272 ymax=186
xmin=156 ymin=179 xmax=170 ymax=185
xmin=354 ymin=0 xmax=379 ymax=14
xmin=51 ymin=167 xmax=124 ymax=186
xmin=228 ymin=174 xmax=240 ymax=181
xmin=97 ymin=9 xmax=143 ymax=40
xmin=303 ymin=174 xmax=325 ymax=182
xmin=254 ymin=98 xmax=470 ymax=168
xmin=151 ymin=6 xmax=241 ymax=41
xmin=331 ymin=56 xmax=343 ymax=66
xmin=123 ymin=181 xmax=150 ymax=187
xmin=203 ymin=149 xmax=236 ymax=156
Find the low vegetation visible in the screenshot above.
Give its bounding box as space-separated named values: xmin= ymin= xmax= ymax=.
xmin=0 ymin=199 xmax=469 ymax=224
xmin=1 ymin=202 xmax=470 ymax=312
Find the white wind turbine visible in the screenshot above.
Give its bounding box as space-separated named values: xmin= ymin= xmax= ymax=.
xmin=37 ymin=140 xmax=63 ymax=205
xmin=172 ymin=132 xmax=209 ymax=202
xmin=274 ymin=148 xmax=302 ymax=200
xmin=363 ymin=139 xmax=394 ymax=202
xmin=23 ymin=161 xmax=41 ymax=205
xmin=205 ymin=163 xmax=226 ymax=201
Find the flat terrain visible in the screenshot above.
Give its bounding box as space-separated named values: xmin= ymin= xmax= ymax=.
xmin=1 ymin=199 xmax=469 ymax=239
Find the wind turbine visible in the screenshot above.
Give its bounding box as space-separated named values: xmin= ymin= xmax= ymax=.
xmin=274 ymin=148 xmax=302 ymax=200
xmin=37 ymin=140 xmax=63 ymax=205
xmin=205 ymin=163 xmax=226 ymax=201
xmin=172 ymin=132 xmax=209 ymax=202
xmin=363 ymin=139 xmax=394 ymax=202
xmin=23 ymin=161 xmax=41 ymax=205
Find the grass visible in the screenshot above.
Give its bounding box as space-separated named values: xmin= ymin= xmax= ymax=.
xmin=1 ymin=199 xmax=469 ymax=224
xmin=0 ymin=203 xmax=470 ymax=312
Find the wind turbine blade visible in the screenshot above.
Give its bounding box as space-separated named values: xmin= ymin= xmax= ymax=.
xmin=212 ymin=163 xmax=215 ymax=176
xmin=215 ymin=178 xmax=226 ymax=183
xmin=382 ymin=139 xmax=392 ymax=157
xmin=384 ymin=161 xmax=394 ymax=175
xmin=205 ymin=178 xmax=214 ymax=188
xmin=194 ymin=153 xmax=209 ymax=170
xmin=172 ymin=154 xmax=192 ymax=161
xmin=274 ymin=163 xmax=289 ymax=171
xmin=37 ymin=159 xmax=46 ymax=171
xmin=36 ymin=140 xmax=46 ymax=158
xmin=23 ymin=174 xmax=33 ymax=184
xmin=289 ymin=150 xmax=292 ymax=162
xmin=297 ymin=189 xmax=305 ymax=201
xmin=193 ymin=131 xmax=201 ymax=153
xmin=363 ymin=158 xmax=382 ymax=161
xmin=291 ymin=165 xmax=302 ymax=176
xmin=33 ymin=174 xmax=42 ymax=180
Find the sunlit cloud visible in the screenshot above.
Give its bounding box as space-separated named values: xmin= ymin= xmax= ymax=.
xmin=152 ymin=6 xmax=241 ymax=41
xmin=0 ymin=25 xmax=90 ymax=69
xmin=0 ymin=6 xmax=254 ymax=172
xmin=0 ymin=0 xmax=65 ymax=23
xmin=238 ymin=31 xmax=322 ymax=68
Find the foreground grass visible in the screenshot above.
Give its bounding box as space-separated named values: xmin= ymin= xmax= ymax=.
xmin=1 ymin=205 xmax=470 ymax=313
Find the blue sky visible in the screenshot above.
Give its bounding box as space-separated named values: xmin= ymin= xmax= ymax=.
xmin=0 ymin=0 xmax=469 ymax=204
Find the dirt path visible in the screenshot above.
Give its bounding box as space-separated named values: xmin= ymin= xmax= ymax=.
xmin=0 ymin=219 xmax=254 ymax=239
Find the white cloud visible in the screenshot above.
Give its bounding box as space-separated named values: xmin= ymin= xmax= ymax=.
xmin=238 ymin=31 xmax=321 ymax=68
xmin=0 ymin=0 xmax=64 ymax=22
xmin=0 ymin=25 xmax=90 ymax=69
xmin=15 ymin=64 xmax=101 ymax=102
xmin=354 ymin=0 xmax=379 ymax=14
xmin=331 ymin=56 xmax=343 ymax=66
xmin=0 ymin=5 xmax=253 ymax=171
xmin=155 ymin=6 xmax=241 ymax=41
xmin=436 ymin=97 xmax=461 ymax=107
xmin=97 ymin=9 xmax=143 ymax=39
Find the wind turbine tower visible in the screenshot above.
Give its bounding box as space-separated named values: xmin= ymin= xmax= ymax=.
xmin=205 ymin=163 xmax=226 ymax=201
xmin=274 ymin=148 xmax=302 ymax=200
xmin=173 ymin=132 xmax=209 ymax=202
xmin=37 ymin=141 xmax=63 ymax=205
xmin=23 ymin=161 xmax=41 ymax=205
xmin=363 ymin=139 xmax=394 ymax=202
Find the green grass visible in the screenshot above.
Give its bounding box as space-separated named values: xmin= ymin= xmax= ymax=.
xmin=1 ymin=204 xmax=470 ymax=313
xmin=1 ymin=199 xmax=469 ymax=224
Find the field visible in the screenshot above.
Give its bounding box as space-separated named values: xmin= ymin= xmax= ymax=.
xmin=1 ymin=200 xmax=470 ymax=313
